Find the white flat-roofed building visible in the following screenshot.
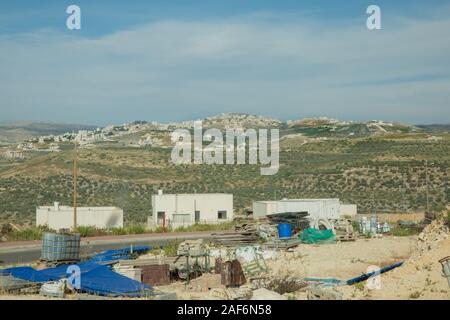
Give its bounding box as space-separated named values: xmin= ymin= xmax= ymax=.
xmin=253 ymin=198 xmax=351 ymax=220
xmin=149 ymin=192 xmax=233 ymax=228
xmin=36 ymin=202 xmax=123 ymax=230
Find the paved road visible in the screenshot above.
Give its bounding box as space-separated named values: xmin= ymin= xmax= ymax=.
xmin=0 ymin=232 xmax=214 ymax=266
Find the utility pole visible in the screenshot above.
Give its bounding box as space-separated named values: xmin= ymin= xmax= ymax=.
xmin=73 ymin=137 xmax=78 ymax=231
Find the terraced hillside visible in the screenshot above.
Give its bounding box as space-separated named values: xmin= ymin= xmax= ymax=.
xmin=0 ymin=131 xmax=448 ymax=226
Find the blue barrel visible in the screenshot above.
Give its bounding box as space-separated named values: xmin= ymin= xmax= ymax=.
xmin=41 ymin=232 xmax=81 ymax=262
xmin=278 ymin=223 xmax=292 ymax=239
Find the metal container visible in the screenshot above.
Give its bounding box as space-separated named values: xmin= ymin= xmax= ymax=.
xmin=439 ymin=256 xmax=450 ymax=288
xmin=141 ymin=264 xmax=170 ymax=286
xmin=278 ymin=223 xmax=292 ymax=239
xmin=221 ymin=260 xmax=246 ymax=287
xmin=41 ymin=232 xmax=80 ymax=262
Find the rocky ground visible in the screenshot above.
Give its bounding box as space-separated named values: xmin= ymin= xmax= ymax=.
xmin=336 ymin=215 xmax=450 ymax=300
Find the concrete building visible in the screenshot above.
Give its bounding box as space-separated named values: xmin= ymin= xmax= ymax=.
xmin=36 ymin=202 xmax=123 ymax=230
xmin=252 ymin=198 xmax=355 ymax=220
xmin=149 ymin=192 xmax=233 ymax=228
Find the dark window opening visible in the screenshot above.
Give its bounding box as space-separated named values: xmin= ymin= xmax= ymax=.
xmin=218 ymin=210 xmax=227 ymax=220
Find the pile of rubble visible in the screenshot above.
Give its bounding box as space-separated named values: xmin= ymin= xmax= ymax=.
xmin=415 ymin=213 xmax=449 ymax=256
xmin=208 ymin=275 xmax=308 ymax=300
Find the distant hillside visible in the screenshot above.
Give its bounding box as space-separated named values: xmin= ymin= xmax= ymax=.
xmin=416 ymin=124 xmax=450 ymax=133
xmin=286 ymin=118 xmax=419 ymax=138
xmin=0 ymin=122 xmax=97 ymax=143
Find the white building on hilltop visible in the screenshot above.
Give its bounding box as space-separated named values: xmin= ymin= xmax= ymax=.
xmin=36 ymin=202 xmax=123 ymax=230
xmin=149 ymin=191 xmax=233 ymax=228
xmin=253 ymin=198 xmax=356 ymax=220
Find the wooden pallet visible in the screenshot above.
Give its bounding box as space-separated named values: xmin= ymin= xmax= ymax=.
xmin=335 ymin=234 xmax=357 ymax=242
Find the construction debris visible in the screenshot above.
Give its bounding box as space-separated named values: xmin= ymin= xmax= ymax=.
xmin=257 ymin=224 xmax=278 ymax=241
xmin=141 ymin=264 xmax=171 ymax=286
xmin=264 ymin=238 xmax=302 ymax=250
xmin=333 ymin=219 xmax=356 ymax=242
xmin=265 ymin=212 xmax=310 ymax=233
xmin=307 ymin=285 xmax=343 ymax=300
xmin=251 ymin=288 xmax=286 ymax=300
xmin=112 ymin=265 xmax=142 ymax=282
xmin=211 ymin=226 xmax=259 ymax=246
xmin=39 ymin=279 xmax=67 ymax=298
xmin=0 ymin=274 xmax=40 ymax=294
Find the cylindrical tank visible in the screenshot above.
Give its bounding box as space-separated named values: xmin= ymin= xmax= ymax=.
xmin=41 ymin=232 xmax=81 ymax=262
xmin=278 ymin=223 xmax=292 ymax=239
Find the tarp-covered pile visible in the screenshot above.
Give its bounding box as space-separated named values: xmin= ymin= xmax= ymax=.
xmin=298 ymin=228 xmax=336 ymax=244
xmin=0 ymin=246 xmax=154 ymax=297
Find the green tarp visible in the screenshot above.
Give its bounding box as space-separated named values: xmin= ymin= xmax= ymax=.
xmin=298 ymin=228 xmax=336 ymax=244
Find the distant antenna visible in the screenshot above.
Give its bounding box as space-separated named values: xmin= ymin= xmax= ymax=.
xmin=73 ymin=135 xmax=78 ymax=230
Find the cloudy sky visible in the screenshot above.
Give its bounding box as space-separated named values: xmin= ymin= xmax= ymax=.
xmin=0 ymin=0 xmax=449 ymax=126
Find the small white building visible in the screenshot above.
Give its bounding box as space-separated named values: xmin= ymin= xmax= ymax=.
xmin=36 ymin=202 xmax=123 ymax=230
xmin=149 ymin=192 xmax=233 ymax=228
xmin=252 ymin=198 xmax=354 ymax=220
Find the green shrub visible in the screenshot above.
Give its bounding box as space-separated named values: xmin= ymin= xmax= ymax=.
xmin=445 ymin=211 xmax=450 ymax=227
xmin=174 ymin=222 xmax=235 ymax=233
xmin=391 ymin=226 xmax=421 ymax=237
xmin=125 ymin=225 xmax=147 ymax=234
xmin=74 ymin=226 xmax=107 ymax=237
xmin=8 ymin=225 xmax=53 ymax=241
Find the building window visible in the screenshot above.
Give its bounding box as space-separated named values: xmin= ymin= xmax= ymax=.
xmin=218 ymin=210 xmax=227 ymax=220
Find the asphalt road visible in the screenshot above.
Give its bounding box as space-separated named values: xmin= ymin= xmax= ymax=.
xmin=0 ymin=232 xmax=213 ymax=266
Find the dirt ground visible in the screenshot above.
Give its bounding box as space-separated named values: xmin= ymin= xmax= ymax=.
xmin=154 ymin=236 xmax=419 ymax=300
xmin=335 ymin=216 xmax=450 ymax=300
xmin=268 ymin=236 xmax=416 ymax=280
xmin=336 ymin=238 xmax=450 ymax=300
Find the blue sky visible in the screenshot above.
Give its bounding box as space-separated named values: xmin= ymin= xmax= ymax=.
xmin=1 ymin=0 xmax=449 ymax=125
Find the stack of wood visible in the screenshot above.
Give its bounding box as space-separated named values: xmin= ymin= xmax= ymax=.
xmin=266 ymin=212 xmax=310 ymax=232
xmin=333 ymin=219 xmax=356 ymax=241
xmin=211 ymin=222 xmax=259 ymax=246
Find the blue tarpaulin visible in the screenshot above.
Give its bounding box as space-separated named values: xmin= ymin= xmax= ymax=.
xmin=0 ymin=266 xmax=56 ymax=282
xmin=88 ymin=245 xmax=150 ymax=264
xmin=0 ymin=246 xmax=154 ymax=297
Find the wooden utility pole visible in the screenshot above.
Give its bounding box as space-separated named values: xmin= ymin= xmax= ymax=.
xmin=73 ymin=138 xmax=78 ymax=230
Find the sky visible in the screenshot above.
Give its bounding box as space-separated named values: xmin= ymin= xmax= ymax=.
xmin=0 ymin=0 xmax=449 ymax=126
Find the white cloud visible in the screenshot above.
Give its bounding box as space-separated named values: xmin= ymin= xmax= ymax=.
xmin=0 ymin=10 xmax=449 ymax=125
